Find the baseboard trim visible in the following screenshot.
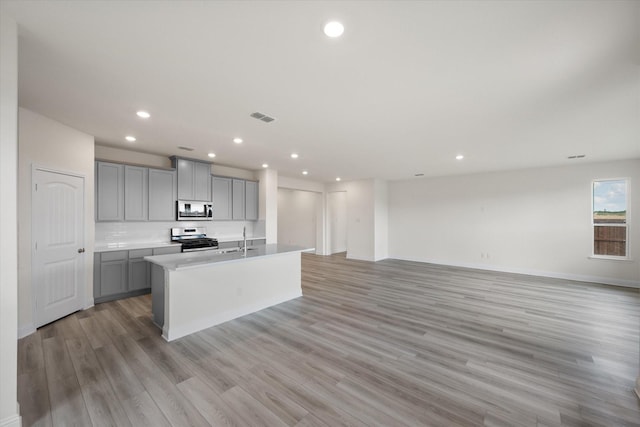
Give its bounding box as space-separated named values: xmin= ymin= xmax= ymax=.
xmin=390 ymin=256 xmax=640 ymax=289
xmin=0 ymin=413 xmax=22 ymax=427
xmin=18 ymin=323 xmax=35 ymax=339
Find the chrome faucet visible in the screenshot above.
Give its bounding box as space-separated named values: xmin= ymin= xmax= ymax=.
xmin=242 ymin=226 xmax=247 ymax=256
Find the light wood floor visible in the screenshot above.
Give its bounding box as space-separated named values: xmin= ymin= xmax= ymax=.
xmin=19 ymin=253 xmax=640 ymax=426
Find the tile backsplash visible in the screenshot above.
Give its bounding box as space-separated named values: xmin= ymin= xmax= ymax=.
xmin=96 ymin=220 xmax=265 ymax=244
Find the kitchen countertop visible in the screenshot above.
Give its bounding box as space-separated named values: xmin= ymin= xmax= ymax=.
xmin=94 ymin=241 xmax=179 ymax=253
xmin=144 ymin=243 xmax=313 ymax=271
xmin=94 ymin=236 xmax=267 ymax=253
xmin=214 ymin=235 xmax=266 ymax=243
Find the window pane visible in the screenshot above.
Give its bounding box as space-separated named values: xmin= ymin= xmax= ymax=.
xmin=593 ymin=180 xmax=626 ymax=224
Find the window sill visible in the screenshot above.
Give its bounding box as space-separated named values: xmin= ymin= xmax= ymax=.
xmin=588 ymin=255 xmax=634 ymax=262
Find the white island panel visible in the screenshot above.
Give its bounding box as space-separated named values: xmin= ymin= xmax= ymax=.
xmin=159 ymin=250 xmax=302 ymax=341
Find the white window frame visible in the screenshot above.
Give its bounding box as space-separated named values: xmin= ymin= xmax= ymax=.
xmin=591 ymin=178 xmax=630 ymax=260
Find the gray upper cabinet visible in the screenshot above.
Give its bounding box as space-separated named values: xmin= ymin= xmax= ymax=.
xmin=96 ymin=161 xmax=124 ymax=221
xmin=97 ymin=161 xmax=177 ymax=222
xmin=194 ymin=161 xmax=212 ymax=201
xmin=212 ymin=176 xmax=259 ymax=221
xmin=212 ymin=176 xmax=232 ymax=220
xmin=232 ymin=179 xmax=245 ymax=220
xmin=176 ymin=158 xmax=194 ymax=200
xmin=245 ymin=180 xmax=259 ymax=220
xmin=124 ymin=165 xmax=148 ymax=221
xmin=172 ymin=156 xmax=211 ymax=201
xmin=148 ymin=168 xmax=177 ymax=221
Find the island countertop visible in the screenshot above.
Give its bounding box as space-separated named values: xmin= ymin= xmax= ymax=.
xmin=144 ymin=243 xmax=313 ymax=271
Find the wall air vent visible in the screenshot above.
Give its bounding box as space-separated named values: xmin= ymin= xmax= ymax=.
xmin=250 ymin=111 xmax=277 ymax=123
xmin=178 ymin=146 xmax=195 ymax=151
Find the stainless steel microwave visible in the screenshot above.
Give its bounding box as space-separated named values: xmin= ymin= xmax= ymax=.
xmin=176 ymin=201 xmax=213 ymax=221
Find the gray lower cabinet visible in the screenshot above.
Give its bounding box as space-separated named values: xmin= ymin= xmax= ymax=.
xmin=232 ymin=179 xmax=245 ymax=220
xmin=212 ymin=176 xmax=232 ymax=220
xmin=94 ymin=245 xmax=181 ymax=303
xmin=128 ymin=248 xmax=152 ymax=291
xmin=148 ymin=168 xmax=177 ymax=221
xmin=96 ymin=161 xmax=124 ymax=221
xmin=124 ymin=166 xmax=148 ymax=221
xmin=245 ymin=180 xmax=258 ymax=220
xmin=95 ymin=251 xmax=128 ymax=301
xmin=218 ymin=241 xmax=239 ymax=250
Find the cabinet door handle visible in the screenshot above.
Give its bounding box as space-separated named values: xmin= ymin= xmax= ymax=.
xmin=78 ymin=248 xmax=85 ymax=253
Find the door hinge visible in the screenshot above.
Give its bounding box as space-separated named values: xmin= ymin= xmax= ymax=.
xmin=35 ymin=183 xmax=38 ymax=191
xmin=35 ymin=241 xmax=37 ymax=251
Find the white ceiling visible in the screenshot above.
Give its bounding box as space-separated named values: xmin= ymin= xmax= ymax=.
xmin=3 ymin=0 xmax=639 ymax=182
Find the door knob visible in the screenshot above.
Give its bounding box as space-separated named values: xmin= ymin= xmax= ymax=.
xmin=77 ymin=248 xmax=85 ymax=253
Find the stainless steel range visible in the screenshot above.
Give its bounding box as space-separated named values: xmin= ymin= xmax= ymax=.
xmin=170 ymin=227 xmax=219 ymax=252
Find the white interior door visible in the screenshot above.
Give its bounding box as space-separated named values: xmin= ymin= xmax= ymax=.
xmin=33 ymin=168 xmax=85 ymax=328
xmin=327 ymin=191 xmax=347 ymax=254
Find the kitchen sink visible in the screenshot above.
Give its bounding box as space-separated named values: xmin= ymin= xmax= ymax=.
xmin=219 ymin=247 xmax=256 ymax=254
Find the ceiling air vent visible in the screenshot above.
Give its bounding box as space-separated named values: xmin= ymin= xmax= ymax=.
xmin=178 ymin=146 xmax=195 ymax=151
xmin=250 ymin=111 xmax=277 ymax=123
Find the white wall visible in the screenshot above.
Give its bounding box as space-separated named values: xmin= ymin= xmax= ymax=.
xmin=279 ymin=175 xmax=325 ymax=193
xmin=258 ymin=168 xmax=278 ymax=243
xmin=374 ymin=179 xmax=389 ymax=261
xmin=0 ymin=12 xmax=21 ymax=427
xmin=327 ymin=191 xmax=347 ymax=254
xmin=18 ymin=108 xmax=96 ymax=335
xmin=96 ymin=144 xmax=171 ymax=168
xmin=389 ymin=159 xmax=640 ymax=287
xmin=277 ymin=188 xmax=321 ymax=250
xmin=278 ymin=175 xmax=326 ymax=254
xmin=327 ymin=179 xmax=388 ymax=261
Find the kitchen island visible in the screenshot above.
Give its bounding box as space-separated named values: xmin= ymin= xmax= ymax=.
xmin=144 ymin=244 xmax=311 ymax=341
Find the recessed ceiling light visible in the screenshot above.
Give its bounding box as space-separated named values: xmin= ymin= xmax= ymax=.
xmin=233 ymin=137 xmax=243 ymax=144
xmin=136 ymin=111 xmax=150 ymax=119
xmin=324 ymin=21 xmax=344 ymax=38
xmin=290 ymin=153 xmax=299 ymax=159
xmin=262 ymin=163 xmax=269 ymax=168
xmin=125 ymin=136 xmax=136 ymax=142
xmin=208 ymin=152 xmax=216 ymax=158
xmin=336 ymin=177 xmax=341 ymax=181
xmin=302 ymin=170 xmax=308 ymax=175
xmin=455 ymin=155 xmax=464 ymax=160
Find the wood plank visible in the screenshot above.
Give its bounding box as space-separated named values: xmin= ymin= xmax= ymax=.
xmin=41 ymin=336 xmax=92 ymax=426
xmin=111 ymin=334 xmax=210 ymax=427
xmin=220 ymin=385 xmax=289 ymax=427
xmin=120 ymin=391 xmax=172 ymax=427
xmin=176 ymin=376 xmax=241 ymax=427
xmin=66 ymin=337 xmax=132 ymax=426
xmin=94 ymin=344 xmax=145 ymax=400
xmin=17 ymin=368 xmax=52 ymax=427
xmin=18 ymin=331 xmax=45 ymax=374
xmin=18 ymin=253 xmax=640 ymax=427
